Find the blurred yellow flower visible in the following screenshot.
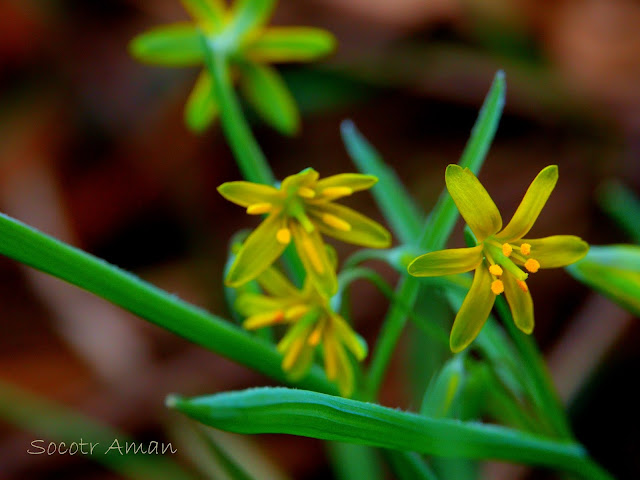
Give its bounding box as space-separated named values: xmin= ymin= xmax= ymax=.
xmin=236 ymin=264 xmax=367 ymax=397
xmin=130 ymin=0 xmax=335 ymax=134
xmin=408 ymin=165 xmax=588 ymax=352
xmin=219 ymin=168 xmax=391 ymax=295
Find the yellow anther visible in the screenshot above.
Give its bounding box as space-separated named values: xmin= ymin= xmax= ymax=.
xmin=502 ymin=243 xmax=513 ymax=257
xmin=520 ymin=243 xmax=531 ymax=255
xmin=302 ymin=237 xmax=325 ymax=273
xmin=246 ymin=202 xmax=272 ymax=215
xmin=322 ymin=213 xmax=351 ymax=232
xmin=243 ymin=310 xmax=284 ymax=330
xmin=491 ymin=280 xmax=504 ymax=295
xmin=285 ymin=305 xmax=310 ymax=320
xmin=322 ymin=186 xmax=352 ymax=198
xmin=308 ymin=326 xmax=323 ymax=346
xmin=489 ymin=264 xmax=503 ymax=276
xmin=524 ymin=258 xmax=540 ymax=273
xmin=517 ymin=280 xmax=529 ymax=293
xmin=298 ymin=187 xmax=316 ymax=199
xmin=276 ymin=227 xmax=291 ymax=245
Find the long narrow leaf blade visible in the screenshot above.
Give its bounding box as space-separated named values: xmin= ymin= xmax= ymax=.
xmin=341 ymin=120 xmax=424 ymax=244
xmin=0 ymin=213 xmax=335 ymax=394
xmin=420 ymin=71 xmax=505 ymax=250
xmin=168 ymin=387 xmax=612 ymax=479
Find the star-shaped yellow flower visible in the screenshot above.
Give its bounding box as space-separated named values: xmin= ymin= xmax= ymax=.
xmin=408 ymin=165 xmax=589 ymax=352
xmin=219 ymin=168 xmax=392 ymax=295
xmin=130 ymin=0 xmax=335 ymax=134
xmin=235 ymin=264 xmax=367 ymax=397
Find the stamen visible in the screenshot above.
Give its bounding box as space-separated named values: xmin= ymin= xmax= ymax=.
xmin=322 ymin=186 xmax=352 ymax=198
xmin=524 ymin=258 xmax=540 ymax=273
xmin=322 ymin=213 xmax=351 ymax=232
xmin=294 ymin=211 xmax=315 ymax=233
xmin=276 ymin=227 xmax=291 ymax=245
xmin=308 ymin=325 xmax=323 ymax=346
xmin=298 ymin=187 xmax=316 ymax=199
xmin=302 ymin=237 xmax=325 ymax=273
xmin=243 ymin=310 xmax=284 ymax=330
xmin=520 ymin=243 xmax=531 ymax=255
xmin=246 ymin=202 xmax=272 ymax=215
xmin=491 ymin=280 xmax=504 ymax=295
xmin=489 ymin=264 xmax=503 ymax=276
xmin=502 ymin=243 xmax=513 ymax=257
xmin=285 ymin=305 xmax=309 ymax=320
xmin=517 ymin=280 xmax=529 ymax=293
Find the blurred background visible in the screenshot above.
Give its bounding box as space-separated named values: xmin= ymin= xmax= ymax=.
xmin=1 ymin=0 xmax=639 ymax=478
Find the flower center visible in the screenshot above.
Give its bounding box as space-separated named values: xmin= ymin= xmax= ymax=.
xmin=483 ymin=239 xmax=541 ymax=295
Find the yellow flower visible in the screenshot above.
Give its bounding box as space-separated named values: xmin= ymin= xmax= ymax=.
xmin=236 ymin=264 xmax=367 ymax=397
xmin=218 ymin=168 xmax=392 ymax=295
xmin=129 ymin=0 xmax=336 ymax=134
xmin=408 ymin=165 xmax=589 ymax=352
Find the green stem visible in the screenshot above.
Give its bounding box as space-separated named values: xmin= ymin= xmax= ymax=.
xmin=0 ymin=213 xmax=336 ymax=395
xmin=365 ymin=275 xmax=421 ymax=399
xmin=204 ymin=47 xmax=274 ymax=186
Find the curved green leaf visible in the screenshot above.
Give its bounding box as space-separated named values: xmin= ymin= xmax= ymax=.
xmin=168 ymin=387 xmax=612 ymax=480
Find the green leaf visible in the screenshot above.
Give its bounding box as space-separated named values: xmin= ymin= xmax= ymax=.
xmin=420 ymin=70 xmax=505 ymax=250
xmin=385 ymin=451 xmax=439 ymax=480
xmin=0 ymin=381 xmax=197 ymax=480
xmin=0 ymin=212 xmax=335 ymax=394
xmin=239 ymin=63 xmax=299 ymax=135
xmin=129 ymin=24 xmax=204 ymax=66
xmin=185 ymin=70 xmax=219 ymax=133
xmin=327 ymin=443 xmax=385 ymax=480
xmin=598 ymin=181 xmax=640 ymax=243
xmin=420 ymin=355 xmax=466 ymax=418
xmin=168 ymin=387 xmax=612 ymax=480
xmin=567 ymin=244 xmax=640 ymax=316
xmin=245 ymin=27 xmax=336 ymax=62
xmin=341 ymin=120 xmax=424 ymax=245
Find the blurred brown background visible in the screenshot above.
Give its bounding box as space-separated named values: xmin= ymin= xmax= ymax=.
xmin=1 ymin=0 xmax=639 ymax=478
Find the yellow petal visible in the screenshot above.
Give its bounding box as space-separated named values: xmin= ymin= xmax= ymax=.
xmin=244 ymin=27 xmax=336 ymax=63
xmin=277 ymin=311 xmax=318 ymax=353
xmin=332 ymin=315 xmax=367 ymax=361
xmin=518 ymin=236 xmax=589 ymax=268
xmin=308 ymin=203 xmax=391 ymax=249
xmin=445 ymin=165 xmax=502 ymax=241
xmin=228 ymin=0 xmax=277 ymax=36
xmin=503 ymin=273 xmax=534 ymax=334
xmin=225 ymin=214 xmax=288 ymax=287
xmin=497 ymin=166 xmax=558 ymax=242
xmin=239 ymin=63 xmax=299 ymax=135
xmin=281 ymin=168 xmax=319 ymax=194
xmin=407 ymin=245 xmax=483 ymax=277
xmin=255 ymin=265 xmax=300 ymax=298
xmin=315 ymin=173 xmax=378 ymax=200
xmin=235 ymin=293 xmax=286 ymax=316
xmin=285 ymin=342 xmax=315 ymax=381
xmin=334 ymin=343 xmax=355 ymax=397
xmin=129 ymin=23 xmax=204 ymax=66
xmin=218 ymin=181 xmax=279 ymax=207
xmin=450 ymin=267 xmax=496 ymax=353
xmin=290 ymin=223 xmax=338 ymax=296
xmin=185 ymin=70 xmax=219 ymax=133
xmin=180 ymin=0 xmax=226 ymax=31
